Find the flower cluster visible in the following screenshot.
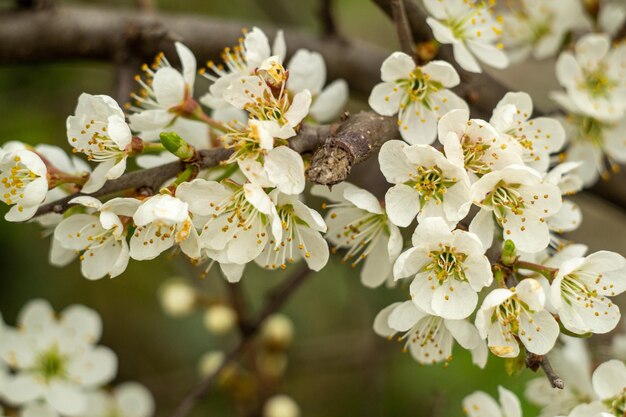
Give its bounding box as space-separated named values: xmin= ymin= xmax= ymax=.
xmin=0 ymin=300 xmax=154 ymax=417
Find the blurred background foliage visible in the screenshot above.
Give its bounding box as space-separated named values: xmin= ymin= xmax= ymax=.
xmin=0 ymin=0 xmax=623 ymax=416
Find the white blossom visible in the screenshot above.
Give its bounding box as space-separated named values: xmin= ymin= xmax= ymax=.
xmin=552 ymin=92 xmax=626 ymax=186
xmin=374 ymin=301 xmax=487 ymax=367
xmin=369 ymin=52 xmax=468 ymax=144
xmin=438 ymin=109 xmax=523 ymax=180
xmin=598 ymin=1 xmax=626 ymax=38
xmin=500 ymin=0 xmax=592 ymax=62
xmin=555 ymin=34 xmax=626 ymax=122
xmin=395 ymin=217 xmax=492 ymax=320
xmin=551 ymin=251 xmax=626 ymax=335
xmin=470 ymin=164 xmax=562 ymax=253
xmin=66 ymin=93 xmax=133 ymax=193
xmin=200 ymin=27 xmax=286 ymax=112
xmin=463 ymin=386 xmax=522 ymax=417
xmin=255 ymin=191 xmax=328 ymax=272
xmin=79 ymin=383 xmax=155 ymax=417
xmin=286 ymin=49 xmax=349 ymax=122
xmin=0 ymin=143 xmax=48 ymax=222
xmin=490 ymin=92 xmax=566 ymax=174
xmin=0 ymin=300 xmax=117 ymax=416
xmin=379 ymin=140 xmax=471 ymax=228
xmin=53 ymin=196 xmax=140 ymax=280
xmin=128 ymin=42 xmax=197 ymax=132
xmin=544 ymin=162 xmax=583 ymax=239
xmin=311 ymin=182 xmax=402 ymax=288
xmin=590 ymin=360 xmax=626 ymax=417
xmin=475 ymin=279 xmax=560 ymax=357
xmin=424 ymin=0 xmax=508 ymax=73
xmin=130 ymin=194 xmax=200 ymax=261
xmin=176 ymin=179 xmax=280 ymax=271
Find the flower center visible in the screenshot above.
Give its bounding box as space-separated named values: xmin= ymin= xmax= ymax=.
xmin=580 ymin=66 xmax=616 ymax=98
xmin=408 ymin=165 xmax=456 ymax=206
xmin=1 ymin=155 xmax=39 ymax=209
xmin=461 ymin=134 xmax=491 ymax=175
xmin=484 ymin=182 xmax=525 ymax=217
xmin=604 ymin=389 xmax=626 ymax=417
xmin=36 ymin=346 xmax=67 ymax=381
xmin=425 ymin=245 xmax=468 ymax=284
xmin=71 ymin=120 xmax=125 ymax=162
xmin=399 ymin=69 xmax=442 ymax=107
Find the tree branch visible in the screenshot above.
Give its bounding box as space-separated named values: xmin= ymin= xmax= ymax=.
xmin=525 ymin=351 xmax=565 ymax=390
xmin=389 ymin=0 xmax=415 ymax=57
xmin=169 ymin=264 xmax=312 ymax=417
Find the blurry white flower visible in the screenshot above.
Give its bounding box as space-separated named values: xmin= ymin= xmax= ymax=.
xmin=470 ymin=164 xmax=562 ymax=252
xmin=0 ymin=145 xmax=47 ymax=222
xmin=311 ymin=182 xmax=402 ymax=289
xmin=128 ymin=42 xmax=197 ymax=133
xmin=598 ymin=1 xmax=626 ymax=38
xmin=475 ymin=279 xmax=559 ymax=357
xmin=424 ymin=0 xmax=508 ymax=73
xmin=379 ymin=140 xmax=471 ymax=227
xmin=395 ymin=217 xmax=492 ymax=319
xmin=54 ymin=196 xmax=140 ymax=280
xmin=200 ymin=27 xmax=286 ymax=111
xmin=158 ymin=278 xmax=197 ymax=317
xmin=490 ymin=92 xmax=566 ymax=174
xmin=501 ymin=0 xmax=592 ymax=62
xmin=67 ymin=93 xmax=133 ymax=193
xmin=552 ymin=93 xmax=626 ymax=186
xmin=555 ymin=34 xmax=626 ymax=121
xmin=80 ymin=383 xmax=155 ymax=417
xmin=130 ymin=194 xmax=200 ymax=261
xmin=287 ymin=49 xmax=348 ymax=122
xmin=368 ymin=52 xmax=467 ymax=144
xmin=590 ymin=360 xmax=626 ymax=417
xmin=551 ymin=251 xmax=626 ymax=335
xmin=439 ymin=109 xmax=523 ymax=180
xmin=463 ymin=386 xmax=522 ymax=417
xmin=256 ymin=191 xmax=328 ymax=272
xmin=0 ymin=300 xmax=117 ymax=416
xmin=263 ymin=395 xmax=300 ymax=417
xmin=198 ymin=351 xmax=225 ymax=378
xmin=526 ymin=336 xmax=596 ymax=417
xmin=374 ymin=301 xmax=487 ymax=367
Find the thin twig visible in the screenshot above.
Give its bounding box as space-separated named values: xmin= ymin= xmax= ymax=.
xmin=168 ymin=265 xmax=312 ymax=417
xmin=318 ymin=0 xmax=341 ymax=39
xmin=525 ymin=351 xmax=565 ymax=389
xmin=389 ymin=0 xmax=415 ymax=57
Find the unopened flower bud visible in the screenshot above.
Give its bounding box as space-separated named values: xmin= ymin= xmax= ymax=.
xmin=257 ymin=351 xmax=289 ymax=379
xmin=263 ymin=395 xmax=300 ymax=417
xmin=198 ymin=350 xmax=225 ymax=378
xmin=501 ymin=239 xmax=517 ymax=266
xmin=159 ymin=278 xmax=196 ymax=317
xmin=203 ymin=304 xmax=237 ymax=335
xmin=260 ymin=314 xmax=294 ymax=350
xmin=160 ymin=132 xmax=196 ymax=161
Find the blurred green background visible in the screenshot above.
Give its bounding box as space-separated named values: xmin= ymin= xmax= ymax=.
xmin=2 ymin=0 xmax=620 ymax=416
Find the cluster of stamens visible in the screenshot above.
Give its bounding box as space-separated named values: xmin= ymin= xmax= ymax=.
xmin=262 ymin=205 xmax=312 ymax=270
xmin=408 ymin=165 xmax=454 ymax=205
xmin=70 ymin=120 xmax=124 ymax=161
xmin=125 ymin=52 xmax=173 ymax=112
xmin=425 ymin=244 xmax=468 ymax=287
xmin=1 ymin=155 xmax=39 ymax=211
xmin=325 ymin=202 xmax=388 ymax=268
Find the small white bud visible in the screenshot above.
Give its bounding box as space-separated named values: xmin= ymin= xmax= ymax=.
xmin=260 ymin=314 xmax=294 ymax=349
xmin=197 ymin=350 xmax=225 ymax=378
xmin=257 ymin=351 xmax=289 ymax=378
xmin=203 ymin=305 xmax=237 ymax=335
xmin=263 ymin=395 xmax=300 ymax=417
xmin=159 ymin=278 xmax=196 ymax=317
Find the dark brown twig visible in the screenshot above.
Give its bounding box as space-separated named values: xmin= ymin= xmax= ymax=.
xmin=169 ymin=265 xmax=312 ymax=417
xmin=389 ymin=0 xmax=415 ymax=57
xmin=525 ymin=351 xmax=565 ymax=389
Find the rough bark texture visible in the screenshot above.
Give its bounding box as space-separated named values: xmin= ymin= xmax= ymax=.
xmin=306 ymin=112 xmax=397 ymax=185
